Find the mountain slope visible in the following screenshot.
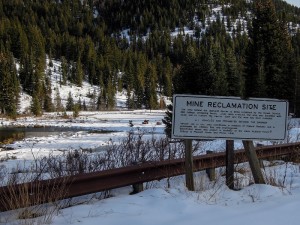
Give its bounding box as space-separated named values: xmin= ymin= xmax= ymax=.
xmin=0 ymin=0 xmax=300 ymax=116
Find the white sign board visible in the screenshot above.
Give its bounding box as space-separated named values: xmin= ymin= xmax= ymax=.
xmin=171 ymin=95 xmax=289 ymax=140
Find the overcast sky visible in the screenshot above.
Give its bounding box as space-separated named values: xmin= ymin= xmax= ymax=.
xmin=284 ymin=0 xmax=300 ymax=8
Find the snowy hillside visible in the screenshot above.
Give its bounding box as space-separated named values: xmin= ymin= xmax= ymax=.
xmin=18 ymin=58 xmax=129 ymax=114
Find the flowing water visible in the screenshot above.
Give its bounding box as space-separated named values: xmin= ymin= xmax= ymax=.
xmin=0 ymin=126 xmax=85 ymax=143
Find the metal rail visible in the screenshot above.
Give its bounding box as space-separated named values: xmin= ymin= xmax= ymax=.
xmin=0 ymin=142 xmax=299 ymax=211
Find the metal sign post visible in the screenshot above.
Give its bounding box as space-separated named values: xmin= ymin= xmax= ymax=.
xmin=226 ymin=140 xmax=235 ymax=189
xmin=184 ymin=139 xmax=194 ymax=191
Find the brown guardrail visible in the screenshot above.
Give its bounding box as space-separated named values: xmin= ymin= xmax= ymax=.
xmin=0 ymin=142 xmax=299 ymax=212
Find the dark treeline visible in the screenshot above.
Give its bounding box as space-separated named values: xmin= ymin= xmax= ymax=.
xmin=0 ymin=0 xmax=300 ymax=118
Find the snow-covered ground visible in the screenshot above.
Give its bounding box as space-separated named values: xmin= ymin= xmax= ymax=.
xmin=51 ymin=180 xmax=300 ymax=225
xmin=0 ymin=110 xmax=166 ymax=173
xmin=0 ymin=110 xmax=300 ymax=225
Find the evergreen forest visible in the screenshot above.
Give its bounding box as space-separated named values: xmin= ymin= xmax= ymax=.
xmin=1 ymin=0 xmax=300 ymax=118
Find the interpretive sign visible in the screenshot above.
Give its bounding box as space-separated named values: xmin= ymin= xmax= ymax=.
xmin=172 ymin=95 xmax=289 ymax=140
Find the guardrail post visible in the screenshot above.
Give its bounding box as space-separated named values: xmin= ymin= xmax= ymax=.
xmin=130 ymin=161 xmax=144 ymax=194
xmin=206 ymin=150 xmax=216 ymax=181
xmin=131 ymin=182 xmax=143 ymax=194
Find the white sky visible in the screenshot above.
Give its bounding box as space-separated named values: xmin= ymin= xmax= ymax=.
xmin=285 ymin=0 xmax=300 ymax=7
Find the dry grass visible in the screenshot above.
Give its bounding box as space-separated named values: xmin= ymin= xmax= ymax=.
xmin=0 ymin=169 xmax=71 ymax=224
xmin=0 ymin=132 xmax=189 ymax=224
xmin=0 ymin=132 xmax=26 ymax=145
xmin=0 ymin=178 xmax=71 ymax=224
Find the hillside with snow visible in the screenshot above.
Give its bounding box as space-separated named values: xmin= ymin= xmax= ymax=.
xmin=18 ymin=58 xmax=131 ymax=114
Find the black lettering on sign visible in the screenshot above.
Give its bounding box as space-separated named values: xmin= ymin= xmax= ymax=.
xmin=262 ymin=104 xmax=277 ymax=110
xmin=186 ymin=101 xmax=204 ymax=107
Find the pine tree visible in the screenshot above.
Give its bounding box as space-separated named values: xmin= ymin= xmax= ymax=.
xmin=83 ymin=99 xmax=87 ymax=111
xmin=0 ymin=0 xmax=3 ymax=17
xmin=96 ymin=90 xmax=104 ymax=110
xmin=173 ymin=45 xmax=202 ymax=94
xmin=226 ymin=47 xmax=241 ymax=96
xmin=162 ymin=104 xmax=173 ymax=138
xmin=54 ymin=88 xmax=63 ymax=112
xmin=123 ymin=53 xmax=135 ymax=94
xmin=89 ymin=89 xmax=97 ymax=111
xmin=126 ymin=88 xmax=135 ymax=109
xmin=293 ymin=53 xmax=300 ymax=116
xmin=28 ymin=25 xmax=46 ymax=73
xmin=74 ymin=57 xmax=83 ymax=87
xmin=162 ymin=57 xmax=173 ymax=97
xmin=19 ymin=53 xmax=34 ymax=95
xmin=31 ymin=93 xmax=42 ymax=116
xmin=199 ymin=44 xmax=217 ymax=95
xmin=77 ymin=97 xmax=82 ymax=110
xmin=66 ymin=91 xmax=74 ymax=111
xmin=245 ymin=0 xmax=293 ymax=100
xmin=10 ymin=21 xmax=29 ymax=60
xmin=144 ymin=63 xmax=158 ymax=109
xmin=134 ymin=52 xmax=147 ymax=108
xmin=0 ymin=52 xmax=19 ymax=119
xmin=106 ymin=78 xmax=115 ymax=110
xmin=60 ymin=56 xmax=68 ymax=85
xmin=73 ymin=103 xmax=80 ymax=118
xmin=43 ymin=70 xmax=54 ymax=112
xmin=213 ymin=41 xmax=228 ymax=96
